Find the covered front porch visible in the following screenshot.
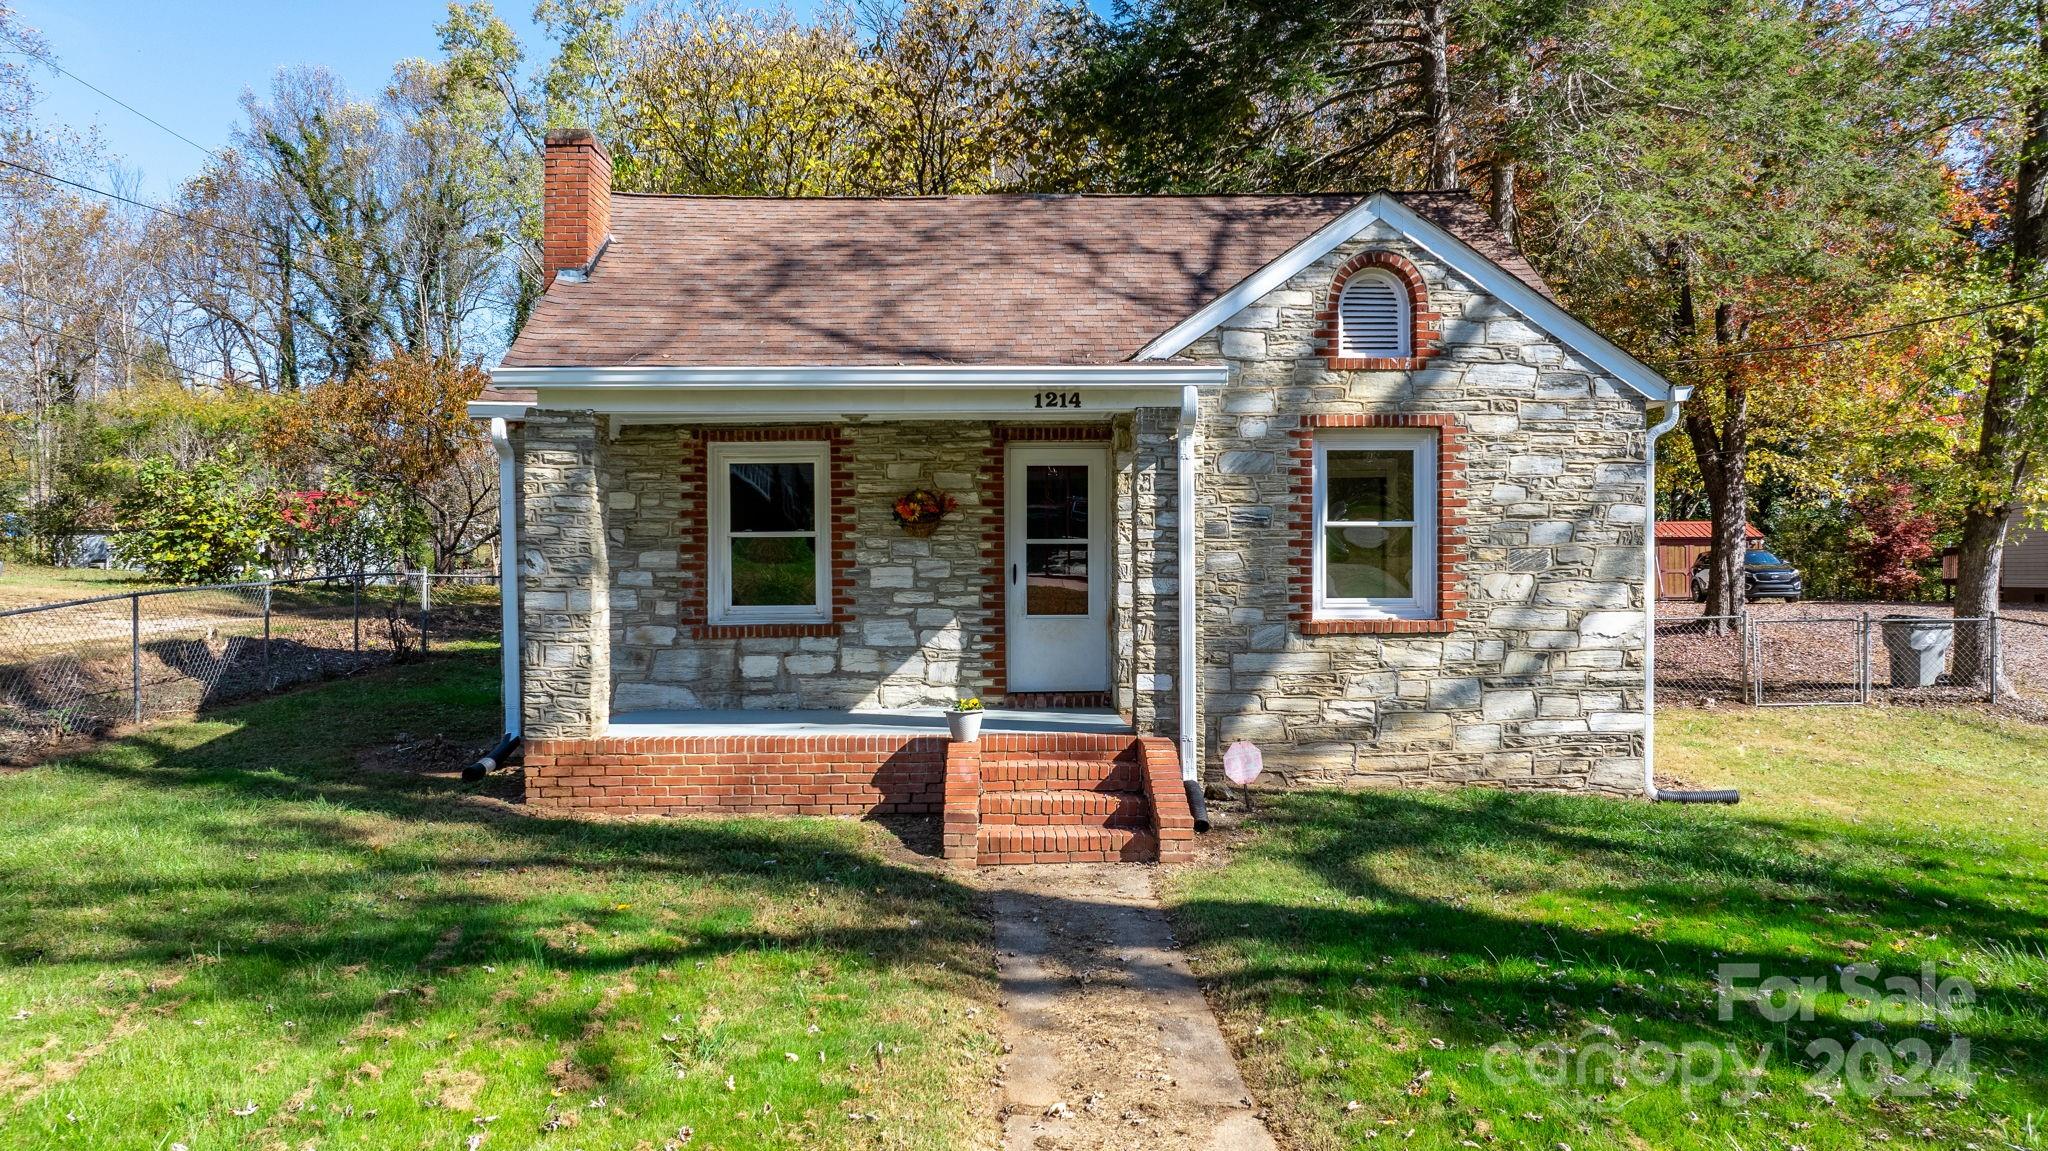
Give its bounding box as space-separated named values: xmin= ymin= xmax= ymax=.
xmin=490 ymin=365 xmax=1214 ymax=861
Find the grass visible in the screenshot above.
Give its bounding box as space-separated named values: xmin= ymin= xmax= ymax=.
xmin=0 ymin=564 xmax=164 ymax=609
xmin=1163 ymin=706 xmax=2048 ymax=1151
xmin=0 ymin=650 xmax=998 ymax=1149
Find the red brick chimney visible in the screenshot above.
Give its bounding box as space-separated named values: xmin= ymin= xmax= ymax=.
xmin=542 ymin=128 xmax=611 ymax=289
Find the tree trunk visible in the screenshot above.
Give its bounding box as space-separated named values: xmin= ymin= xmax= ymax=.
xmin=1662 ymin=246 xmax=1750 ymax=630
xmin=1489 ymin=157 xmax=1518 ymax=243
xmin=1952 ymin=0 xmax=2048 ymax=683
xmin=1420 ymin=0 xmax=1458 ymax=189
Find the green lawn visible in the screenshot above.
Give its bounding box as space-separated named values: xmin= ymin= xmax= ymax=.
xmin=0 ymin=652 xmax=998 ymax=1150
xmin=0 ymin=564 xmax=162 ymax=609
xmin=1164 ymin=706 xmax=2048 ymax=1151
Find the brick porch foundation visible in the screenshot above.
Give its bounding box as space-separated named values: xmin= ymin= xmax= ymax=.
xmin=522 ymin=730 xmax=1195 ymax=865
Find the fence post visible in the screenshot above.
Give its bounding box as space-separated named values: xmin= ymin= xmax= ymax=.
xmin=1859 ymin=611 xmax=1871 ymax=705
xmin=130 ymin=593 xmax=141 ymax=724
xmin=1989 ymin=612 xmax=2001 ymax=705
xmin=418 ymin=570 xmax=430 ymax=655
xmin=352 ymin=575 xmax=361 ymax=655
xmin=261 ymin=583 xmax=273 ymax=690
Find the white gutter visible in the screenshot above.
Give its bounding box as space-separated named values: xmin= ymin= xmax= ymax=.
xmin=1642 ymin=402 xmax=1683 ymax=800
xmin=489 ymin=364 xmax=1226 ymax=389
xmin=1177 ymin=384 xmax=1202 ymax=808
xmin=490 ymin=417 xmax=521 ymax=739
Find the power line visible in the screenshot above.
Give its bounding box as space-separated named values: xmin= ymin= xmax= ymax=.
xmin=0 ymin=153 xmax=430 ymax=298
xmin=1 ymin=309 xmax=255 ymax=390
xmin=5 ymin=50 xmax=219 ymax=160
xmin=1671 ymin=289 xmax=2048 ymax=364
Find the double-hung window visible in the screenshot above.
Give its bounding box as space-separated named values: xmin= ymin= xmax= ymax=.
xmin=708 ymin=441 xmax=830 ymax=624
xmin=1312 ymin=430 xmax=1437 ymax=620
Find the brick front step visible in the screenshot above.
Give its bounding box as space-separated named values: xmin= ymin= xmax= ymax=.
xmin=975 ymin=825 xmax=1159 ymax=865
xmin=980 ymin=789 xmax=1148 ymax=827
xmin=978 ymin=759 xmax=1143 ymax=791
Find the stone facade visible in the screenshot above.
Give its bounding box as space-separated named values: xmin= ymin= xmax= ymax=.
xmin=515 ymin=222 xmax=1652 ymax=796
xmin=1175 ymin=222 xmax=1648 ymax=793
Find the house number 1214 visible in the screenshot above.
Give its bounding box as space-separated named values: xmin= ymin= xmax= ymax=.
xmin=1034 ymin=391 xmax=1082 ymax=409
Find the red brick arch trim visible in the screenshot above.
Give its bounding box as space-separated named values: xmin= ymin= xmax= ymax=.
xmin=678 ymin=426 xmax=853 ymax=640
xmin=1314 ymin=250 xmax=1443 ymax=371
xmin=1288 ymin=413 xmax=1468 ymax=636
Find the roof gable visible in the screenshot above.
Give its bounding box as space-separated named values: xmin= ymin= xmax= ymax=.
xmin=1136 ymin=192 xmax=1683 ymax=403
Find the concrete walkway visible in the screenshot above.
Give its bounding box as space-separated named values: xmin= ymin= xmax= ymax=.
xmin=983 ymin=863 xmax=1276 ymax=1151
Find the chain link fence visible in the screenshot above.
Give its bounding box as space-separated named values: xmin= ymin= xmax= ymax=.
xmin=1657 ymin=603 xmax=2046 ymax=715
xmin=0 ymin=572 xmax=499 ymax=763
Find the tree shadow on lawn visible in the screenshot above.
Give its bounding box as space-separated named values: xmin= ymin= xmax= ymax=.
xmin=1171 ymin=788 xmax=2048 ymax=1128
xmin=0 ymin=667 xmax=995 ymax=1073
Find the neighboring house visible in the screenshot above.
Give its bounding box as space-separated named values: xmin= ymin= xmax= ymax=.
xmin=1941 ymin=523 xmax=2048 ymax=602
xmin=1653 ymin=520 xmax=1764 ymax=600
xmin=470 ymin=129 xmax=1691 ymax=866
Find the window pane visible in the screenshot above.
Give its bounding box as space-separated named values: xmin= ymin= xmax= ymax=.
xmin=1326 ymin=450 xmax=1413 ymax=522
xmin=1025 ymin=543 xmax=1089 ymax=616
xmin=729 ymin=462 xmax=815 ymax=533
xmin=1025 ymin=465 xmax=1088 ymax=540
xmin=1326 ymin=525 xmax=1414 ymax=599
xmin=730 ymin=536 xmax=816 ymax=606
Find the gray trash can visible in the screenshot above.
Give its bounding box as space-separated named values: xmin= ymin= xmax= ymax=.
xmin=1880 ymin=616 xmax=1953 ymax=687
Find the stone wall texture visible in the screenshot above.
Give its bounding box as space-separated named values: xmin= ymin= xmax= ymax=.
xmin=518 ymin=411 xmax=611 ymax=738
xmin=608 ymin=421 xmax=1023 ymax=711
xmin=1175 ymin=222 xmax=1649 ymax=794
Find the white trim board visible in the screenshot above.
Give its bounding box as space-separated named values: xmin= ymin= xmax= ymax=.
xmin=489 ymin=364 xmax=1227 ymax=389
xmin=470 ymin=364 xmax=1229 ymax=421
xmin=1133 ymin=192 xmax=1689 ymax=405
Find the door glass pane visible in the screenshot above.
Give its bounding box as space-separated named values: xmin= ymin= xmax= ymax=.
xmin=1026 ymin=543 xmax=1089 ymax=616
xmin=729 ymin=462 xmax=816 ymax=532
xmin=1325 ymin=525 xmax=1414 ymax=599
xmin=1326 ymin=450 xmax=1413 ymax=522
xmin=730 ymin=536 xmax=817 ymax=606
xmin=1026 ymin=465 xmax=1088 ymax=540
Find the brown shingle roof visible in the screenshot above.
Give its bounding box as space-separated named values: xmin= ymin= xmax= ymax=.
xmin=498 ymin=191 xmax=1550 ymax=372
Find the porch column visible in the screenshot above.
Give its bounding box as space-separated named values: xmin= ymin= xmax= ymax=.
xmin=518 ymin=410 xmax=612 ymax=738
xmin=1131 ymin=401 xmax=1199 ymax=779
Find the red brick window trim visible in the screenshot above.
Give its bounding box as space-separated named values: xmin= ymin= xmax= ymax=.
xmin=679 ymin=426 xmax=852 ymax=640
xmin=1314 ymin=250 xmax=1443 ymax=371
xmin=1289 ymin=413 xmax=1467 ymax=636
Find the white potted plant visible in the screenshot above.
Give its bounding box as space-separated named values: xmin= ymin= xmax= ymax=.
xmin=946 ymin=695 xmax=985 ymax=742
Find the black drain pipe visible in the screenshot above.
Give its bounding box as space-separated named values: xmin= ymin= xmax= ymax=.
xmin=1185 ymin=779 xmax=1210 ymax=832
xmin=463 ymin=732 xmax=521 ymax=782
xmin=1654 ymin=788 xmax=1740 ymax=804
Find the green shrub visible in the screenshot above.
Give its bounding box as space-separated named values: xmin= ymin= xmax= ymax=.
xmin=113 ymin=453 xmax=275 ymax=583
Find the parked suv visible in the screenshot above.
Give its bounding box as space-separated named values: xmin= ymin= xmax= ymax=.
xmin=1692 ymin=549 xmax=1803 ymax=602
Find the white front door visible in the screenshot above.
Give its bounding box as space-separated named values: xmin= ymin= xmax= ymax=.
xmin=1005 ymin=445 xmax=1110 ymax=693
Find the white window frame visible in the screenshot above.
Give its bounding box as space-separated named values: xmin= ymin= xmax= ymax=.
xmin=1337 ymin=268 xmax=1413 ymax=358
xmin=708 ymin=440 xmax=831 ymax=624
xmin=1312 ymin=429 xmax=1437 ymax=620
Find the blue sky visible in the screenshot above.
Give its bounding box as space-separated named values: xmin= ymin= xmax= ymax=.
xmin=14 ymin=0 xmax=549 ymax=197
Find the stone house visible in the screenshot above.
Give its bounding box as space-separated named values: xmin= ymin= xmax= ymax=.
xmin=471 ymin=130 xmax=1692 ymax=866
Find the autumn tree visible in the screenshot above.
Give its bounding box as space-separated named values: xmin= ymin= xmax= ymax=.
xmin=1941 ymin=0 xmax=2048 ymax=659
xmin=1527 ymin=0 xmax=1949 ymax=624
xmin=264 ymin=352 xmax=498 ymax=570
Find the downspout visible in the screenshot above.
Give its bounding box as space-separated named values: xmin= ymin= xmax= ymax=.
xmin=469 ymin=416 xmax=522 ymax=781
xmin=1177 ymin=383 xmax=1209 ymax=829
xmin=1641 ymin=402 xmax=1681 ymax=801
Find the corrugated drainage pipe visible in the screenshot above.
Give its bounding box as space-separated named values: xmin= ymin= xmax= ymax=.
xmin=1654 ymin=789 xmax=1740 ymax=804
xmin=464 ymin=733 xmax=522 ymax=782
